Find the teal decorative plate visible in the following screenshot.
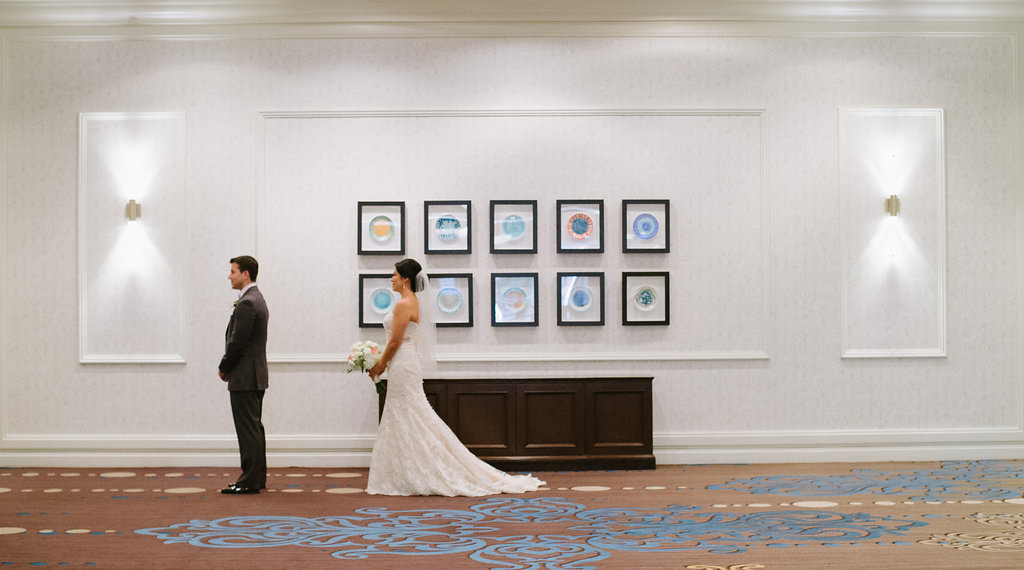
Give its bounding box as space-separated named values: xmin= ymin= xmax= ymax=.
xmin=502 ymin=214 xmax=526 ymax=239
xmin=632 ymin=285 xmax=657 ymax=312
xmin=370 ymin=287 xmax=396 ymax=314
xmin=435 ymin=214 xmax=461 ymax=241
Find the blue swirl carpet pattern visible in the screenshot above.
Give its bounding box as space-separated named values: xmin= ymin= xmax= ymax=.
xmin=2 ymin=460 xmax=1024 ymax=568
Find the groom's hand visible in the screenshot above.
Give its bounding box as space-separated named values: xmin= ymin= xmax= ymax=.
xmin=218 ymin=371 xmax=227 ymax=381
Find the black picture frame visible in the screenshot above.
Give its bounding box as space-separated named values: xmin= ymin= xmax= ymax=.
xmin=357 ymin=201 xmax=405 ymax=255
xmin=557 ymin=272 xmax=605 ymax=326
xmin=424 ymin=200 xmax=472 ymax=255
xmin=429 ymin=273 xmax=474 ymax=327
xmin=623 ymin=199 xmax=670 ymax=253
xmin=358 ymin=273 xmax=397 ymax=328
xmin=557 ymin=199 xmax=604 ymax=253
xmin=490 ymin=200 xmax=538 ymax=254
xmin=622 ymin=271 xmax=670 ymax=326
xmin=491 ymin=272 xmax=539 ymax=326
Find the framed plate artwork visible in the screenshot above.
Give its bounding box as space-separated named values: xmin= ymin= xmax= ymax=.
xmin=358 ymin=274 xmax=398 ymax=328
xmin=623 ymin=199 xmax=670 ymax=253
xmin=557 ymin=272 xmax=605 ymax=326
xmin=490 ymin=200 xmax=537 ymax=254
xmin=491 ymin=272 xmax=539 ymax=326
xmin=557 ymin=199 xmax=604 ymax=253
xmin=357 ymin=201 xmax=405 ymax=255
xmin=622 ymin=271 xmax=670 ymax=326
xmin=424 ymin=200 xmax=471 ymax=255
xmin=429 ymin=273 xmax=473 ymax=327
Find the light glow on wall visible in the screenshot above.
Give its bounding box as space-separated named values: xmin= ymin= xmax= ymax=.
xmin=860 ymin=216 xmax=924 ymax=284
xmin=98 ymin=222 xmax=168 ymax=284
xmin=106 ymin=134 xmax=159 ymax=201
xmin=858 ymin=132 xmax=926 ymax=280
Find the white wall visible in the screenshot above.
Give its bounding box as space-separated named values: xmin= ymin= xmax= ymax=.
xmin=1 ymin=25 xmax=1021 ymax=466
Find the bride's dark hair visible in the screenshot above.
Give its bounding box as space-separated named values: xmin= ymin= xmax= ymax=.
xmin=395 ymin=258 xmax=423 ymax=292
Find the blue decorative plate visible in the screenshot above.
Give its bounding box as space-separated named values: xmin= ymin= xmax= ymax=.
xmin=567 ymin=213 xmax=593 ymax=239
xmin=370 ymin=287 xmax=396 ymax=314
xmin=502 ymin=214 xmax=526 ymax=240
xmin=569 ymin=286 xmax=592 ymax=312
xmin=501 ymin=287 xmax=527 ymax=314
xmin=633 ymin=213 xmax=659 ymax=240
xmin=368 ymin=215 xmax=394 ymax=243
xmin=632 ymin=285 xmax=657 ymax=312
xmin=435 ymin=214 xmax=461 ymax=242
xmin=436 ymin=287 xmax=463 ymax=314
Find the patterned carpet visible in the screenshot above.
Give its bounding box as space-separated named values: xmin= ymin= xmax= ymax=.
xmin=2 ymin=460 xmax=1024 ymax=568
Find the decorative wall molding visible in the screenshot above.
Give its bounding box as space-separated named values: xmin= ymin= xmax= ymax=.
xmin=78 ymin=112 xmax=188 ymax=364
xmin=432 ymin=351 xmax=771 ymax=363
xmin=838 ymin=108 xmax=947 ymax=358
xmin=268 ymin=350 xmax=771 ymax=364
xmin=258 ymin=109 xmax=770 ymax=365
xmin=0 ymin=38 xmax=8 ymax=444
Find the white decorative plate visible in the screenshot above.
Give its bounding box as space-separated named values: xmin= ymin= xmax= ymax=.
xmin=436 ymin=287 xmax=463 ymax=314
xmin=501 ymin=287 xmax=527 ymax=314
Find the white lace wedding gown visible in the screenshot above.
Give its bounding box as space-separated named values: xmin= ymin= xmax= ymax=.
xmin=366 ymin=312 xmax=546 ymax=496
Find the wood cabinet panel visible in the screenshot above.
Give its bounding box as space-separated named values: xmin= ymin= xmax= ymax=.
xmin=451 ymin=385 xmax=514 ymax=455
xmin=382 ymin=377 xmax=653 ymax=470
xmin=517 ymin=382 xmax=585 ymax=456
xmin=586 ymin=381 xmax=653 ymax=455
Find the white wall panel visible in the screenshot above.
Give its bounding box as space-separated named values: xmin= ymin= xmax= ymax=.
xmin=839 ymin=109 xmax=946 ymax=358
xmin=78 ymin=112 xmax=187 ymax=363
xmin=258 ymin=110 xmax=768 ymax=363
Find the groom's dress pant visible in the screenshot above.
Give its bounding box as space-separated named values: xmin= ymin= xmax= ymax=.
xmin=230 ymin=389 xmax=267 ymax=489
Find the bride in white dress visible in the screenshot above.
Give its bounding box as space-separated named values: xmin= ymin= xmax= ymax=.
xmin=365 ymin=258 xmax=545 ymax=496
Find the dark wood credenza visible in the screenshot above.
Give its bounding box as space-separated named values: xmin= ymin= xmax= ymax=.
xmin=382 ymin=376 xmax=654 ymax=471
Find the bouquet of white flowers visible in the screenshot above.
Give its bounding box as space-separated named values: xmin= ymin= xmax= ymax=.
xmin=346 ymin=340 xmax=386 ymax=395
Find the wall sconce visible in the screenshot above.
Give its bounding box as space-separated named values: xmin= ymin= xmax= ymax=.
xmin=125 ymin=199 xmax=142 ymax=221
xmin=884 ymin=194 xmax=900 ymax=217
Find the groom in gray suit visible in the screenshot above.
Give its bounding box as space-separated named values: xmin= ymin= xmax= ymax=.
xmin=218 ymin=255 xmax=269 ymax=494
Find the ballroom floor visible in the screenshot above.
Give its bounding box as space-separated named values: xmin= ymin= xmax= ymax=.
xmin=2 ymin=460 xmax=1024 ymax=568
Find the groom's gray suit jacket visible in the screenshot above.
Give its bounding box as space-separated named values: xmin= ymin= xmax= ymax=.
xmin=219 ymin=285 xmax=269 ymax=391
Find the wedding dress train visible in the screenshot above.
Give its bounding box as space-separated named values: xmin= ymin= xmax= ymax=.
xmin=366 ymin=312 xmax=545 ymax=496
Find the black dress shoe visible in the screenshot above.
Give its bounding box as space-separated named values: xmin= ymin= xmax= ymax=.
xmin=228 ymin=482 xmax=267 ymax=490
xmin=221 ymin=485 xmax=260 ymax=494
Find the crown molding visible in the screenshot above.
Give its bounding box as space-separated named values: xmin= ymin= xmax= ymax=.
xmin=2 ymin=1 xmax=1024 ymax=32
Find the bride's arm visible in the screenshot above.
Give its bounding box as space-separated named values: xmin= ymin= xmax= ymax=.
xmin=367 ymin=300 xmax=413 ymax=378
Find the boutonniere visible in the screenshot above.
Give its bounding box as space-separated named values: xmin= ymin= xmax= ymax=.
xmin=233 ymin=300 xmax=239 ymax=307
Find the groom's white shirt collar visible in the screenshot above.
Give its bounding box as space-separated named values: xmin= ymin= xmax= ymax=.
xmin=239 ymin=283 xmax=257 ymax=298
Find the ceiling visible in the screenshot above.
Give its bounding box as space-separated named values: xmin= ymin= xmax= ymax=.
xmin=1 ymin=1 xmax=1022 ymax=32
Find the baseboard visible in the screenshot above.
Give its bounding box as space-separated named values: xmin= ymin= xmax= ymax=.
xmin=653 ymin=427 xmax=1024 ymax=464
xmin=653 ymin=443 xmax=1024 ymax=465
xmin=3 ymin=429 xmax=1023 ymax=467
